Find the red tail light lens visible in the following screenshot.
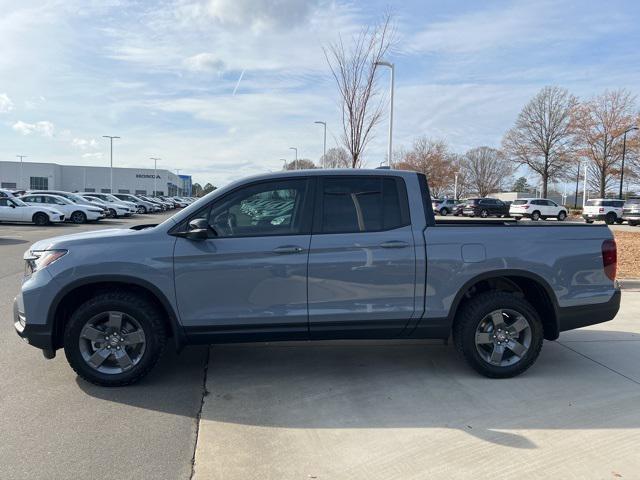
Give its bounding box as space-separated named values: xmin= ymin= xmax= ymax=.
xmin=523 ymin=205 xmax=529 ymax=209
xmin=602 ymin=239 xmax=617 ymax=281
xmin=599 ymin=207 xmax=605 ymax=213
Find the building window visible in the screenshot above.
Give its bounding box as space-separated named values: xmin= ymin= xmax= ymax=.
xmin=30 ymin=177 xmax=48 ymax=190
xmin=155 ymin=191 xmax=164 ymax=196
xmin=118 ymin=189 xmax=130 ymax=194
xmin=1 ymin=182 xmax=17 ymax=189
xmin=101 ymin=188 xmax=111 ymax=193
xmin=84 ymin=188 xmax=95 ymax=192
xmin=135 ymin=189 xmax=147 ymax=195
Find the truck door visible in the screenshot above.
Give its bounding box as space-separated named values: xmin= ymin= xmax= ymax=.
xmin=308 ymin=176 xmax=417 ymax=338
xmin=173 ymin=178 xmax=313 ymax=339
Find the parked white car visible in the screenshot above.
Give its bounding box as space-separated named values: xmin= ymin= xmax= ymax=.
xmin=80 ymin=194 xmax=132 ymax=218
xmin=622 ymin=199 xmax=640 ymax=226
xmin=0 ymin=196 xmax=65 ymax=225
xmin=509 ymin=198 xmax=568 ymax=221
xmin=582 ymin=199 xmax=625 ymax=224
xmin=79 ymin=193 xmax=136 ymax=216
xmin=20 ymin=193 xmax=105 ymax=224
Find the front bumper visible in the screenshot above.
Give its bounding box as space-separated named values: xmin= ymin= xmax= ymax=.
xmin=13 ymin=297 xmax=55 ymax=355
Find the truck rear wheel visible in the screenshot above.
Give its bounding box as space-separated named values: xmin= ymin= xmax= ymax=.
xmin=453 ymin=292 xmax=544 ymax=378
xmin=605 ymin=213 xmax=616 ymax=225
xmin=63 ymin=291 xmax=167 ymax=387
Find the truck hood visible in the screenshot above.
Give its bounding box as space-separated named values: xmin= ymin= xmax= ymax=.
xmin=29 ymin=227 xmax=144 ymax=251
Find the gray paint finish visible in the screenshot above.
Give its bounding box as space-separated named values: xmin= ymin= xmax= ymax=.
xmin=15 ymin=169 xmax=618 ymax=352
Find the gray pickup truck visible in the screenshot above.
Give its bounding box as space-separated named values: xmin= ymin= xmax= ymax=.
xmin=14 ymin=169 xmax=620 ymax=386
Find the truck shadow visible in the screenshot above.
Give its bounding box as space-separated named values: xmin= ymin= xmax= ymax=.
xmin=77 ymin=329 xmax=640 ymax=449
xmin=0 ymin=238 xmax=29 ymax=245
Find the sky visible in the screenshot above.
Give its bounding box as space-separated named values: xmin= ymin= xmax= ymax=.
xmin=1 ymin=0 xmax=639 ymax=188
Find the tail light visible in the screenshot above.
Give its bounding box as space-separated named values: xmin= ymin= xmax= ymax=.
xmin=599 ymin=207 xmax=605 ymax=213
xmin=523 ymin=205 xmax=529 ymax=209
xmin=602 ymin=239 xmax=617 ymax=281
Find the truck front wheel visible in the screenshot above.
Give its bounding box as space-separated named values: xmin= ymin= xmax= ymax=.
xmin=63 ymin=291 xmax=167 ymax=386
xmin=453 ymin=292 xmax=544 ymax=378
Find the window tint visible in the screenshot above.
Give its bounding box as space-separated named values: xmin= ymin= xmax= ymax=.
xmin=0 ymin=198 xmax=11 ymax=206
xmin=319 ymin=177 xmax=407 ymax=233
xmin=512 ymin=200 xmax=527 ymax=205
xmin=202 ymin=179 xmax=308 ymax=237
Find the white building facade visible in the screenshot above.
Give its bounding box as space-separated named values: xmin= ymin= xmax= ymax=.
xmin=0 ymin=160 xmax=192 ymax=196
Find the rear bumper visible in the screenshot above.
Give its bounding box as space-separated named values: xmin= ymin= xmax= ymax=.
xmin=556 ymin=289 xmax=621 ymax=333
xmin=583 ymin=214 xmax=607 ymax=221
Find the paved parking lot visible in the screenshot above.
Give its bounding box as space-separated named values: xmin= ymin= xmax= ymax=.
xmin=1 ymin=214 xmax=639 ymax=479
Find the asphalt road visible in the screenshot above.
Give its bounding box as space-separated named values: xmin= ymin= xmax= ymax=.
xmin=2 ymin=213 xmax=639 ymax=479
xmin=0 ymin=212 xmax=208 ymax=480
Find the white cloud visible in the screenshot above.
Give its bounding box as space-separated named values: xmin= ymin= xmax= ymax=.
xmin=82 ymin=152 xmax=103 ymax=159
xmin=202 ymin=0 xmax=319 ymax=30
xmin=183 ymin=53 xmax=226 ymax=73
xmin=0 ymin=93 xmax=14 ymax=113
xmin=24 ymin=95 xmax=46 ymax=110
xmin=12 ymin=120 xmax=55 ymax=137
xmin=71 ymin=137 xmax=99 ymax=150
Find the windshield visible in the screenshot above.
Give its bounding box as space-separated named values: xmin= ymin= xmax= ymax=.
xmin=66 ymin=193 xmax=86 ymax=204
xmin=625 ymin=199 xmax=640 ymax=205
xmin=104 ymin=194 xmax=122 ymax=202
xmin=11 ymin=197 xmax=28 ymax=206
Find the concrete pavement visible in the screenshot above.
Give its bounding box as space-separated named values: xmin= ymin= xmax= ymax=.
xmin=193 ymin=294 xmax=640 ymax=479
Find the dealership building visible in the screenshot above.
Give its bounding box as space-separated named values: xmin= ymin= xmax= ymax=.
xmin=0 ymin=160 xmax=192 ymax=196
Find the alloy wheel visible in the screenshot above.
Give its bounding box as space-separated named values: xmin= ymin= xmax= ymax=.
xmin=78 ymin=311 xmax=146 ymax=374
xmin=474 ymin=308 xmax=532 ymax=367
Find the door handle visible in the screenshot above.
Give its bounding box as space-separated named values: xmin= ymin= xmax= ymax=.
xmin=273 ymin=245 xmax=304 ymax=254
xmin=380 ymin=240 xmax=409 ymax=249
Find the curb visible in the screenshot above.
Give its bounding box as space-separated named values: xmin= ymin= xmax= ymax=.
xmin=619 ymin=279 xmax=640 ymax=290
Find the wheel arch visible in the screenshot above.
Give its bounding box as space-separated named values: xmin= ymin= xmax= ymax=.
xmin=48 ymin=275 xmax=185 ymax=350
xmin=32 ymin=210 xmax=51 ymax=222
xmin=448 ymin=270 xmax=560 ymax=340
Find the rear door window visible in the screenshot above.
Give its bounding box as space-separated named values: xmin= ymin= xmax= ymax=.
xmin=318 ymin=177 xmax=409 ymax=233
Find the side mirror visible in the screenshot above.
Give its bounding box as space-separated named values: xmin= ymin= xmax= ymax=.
xmin=174 ymin=218 xmax=217 ymax=240
xmin=10 ymin=203 xmax=16 ymax=208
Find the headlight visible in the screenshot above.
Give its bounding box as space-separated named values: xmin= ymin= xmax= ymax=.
xmin=25 ymin=249 xmax=68 ymax=276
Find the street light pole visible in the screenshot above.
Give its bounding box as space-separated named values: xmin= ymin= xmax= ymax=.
xmin=574 ymin=161 xmax=580 ymax=209
xmin=454 ymin=172 xmax=459 ymax=200
xmin=16 ymin=155 xmax=27 ymax=189
xmin=102 ymin=135 xmax=120 ymax=193
xmin=289 ymin=147 xmax=298 ymax=170
xmin=619 ymin=126 xmax=638 ymax=200
xmin=375 ymin=61 xmax=394 ymax=167
xmin=314 ymin=121 xmax=326 ymax=168
xmin=150 ymin=157 xmax=160 ymax=195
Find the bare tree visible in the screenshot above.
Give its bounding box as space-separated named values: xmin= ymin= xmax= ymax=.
xmin=461 ymin=147 xmax=512 ymax=197
xmin=321 ymin=147 xmax=351 ymax=168
xmin=573 ymin=89 xmax=638 ymax=197
xmin=502 ymin=86 xmax=577 ymax=198
xmin=325 ymin=13 xmax=394 ymax=168
xmin=284 ymin=158 xmax=316 ymax=170
xmin=394 ymin=137 xmax=453 ymax=198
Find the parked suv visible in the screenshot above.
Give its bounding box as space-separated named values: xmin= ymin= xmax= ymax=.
xmin=432 ymin=199 xmax=458 ymax=216
xmin=622 ymin=199 xmax=640 ymax=226
xmin=462 ymin=198 xmax=509 ymax=218
xmin=583 ymin=199 xmax=624 ymax=224
xmin=510 ymin=199 xmax=568 ymax=221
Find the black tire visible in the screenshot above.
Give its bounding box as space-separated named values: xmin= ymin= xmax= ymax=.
xmin=70 ymin=211 xmax=87 ymax=224
xmin=108 ymin=208 xmax=117 ymax=218
xmin=585 ymin=219 xmax=594 ymax=224
xmin=605 ymin=213 xmax=616 ymax=225
xmin=480 ymin=209 xmax=488 ymax=218
xmin=453 ymin=291 xmax=544 ymax=378
xmin=440 ymin=208 xmax=448 ymax=216
xmin=513 ymin=216 xmax=520 ymax=221
xmin=629 ymin=221 xmax=639 ymax=227
xmin=140 ymin=206 xmax=148 ymax=214
xmin=531 ymin=210 xmax=541 ymax=221
xmin=615 ymin=218 xmax=624 ymax=225
xmin=557 ymin=211 xmax=567 ymax=221
xmin=33 ymin=212 xmax=49 ymax=226
xmin=63 ymin=291 xmax=167 ymax=387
